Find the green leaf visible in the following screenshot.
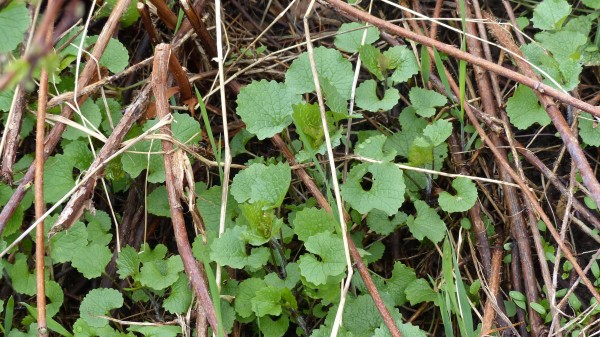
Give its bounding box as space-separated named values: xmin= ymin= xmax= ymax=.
xmin=0 ymin=1 xmax=30 ymax=53
xmin=116 ymin=245 xmax=140 ymax=279
xmin=163 ymin=274 xmax=193 ymax=314
xmin=44 ymin=155 xmax=75 ymax=204
xmin=146 ymin=186 xmax=171 ymax=217
xmin=127 ymin=326 xmax=182 ymax=337
xmin=355 ymin=80 xmax=400 ymax=112
xmin=530 ymin=302 xmax=546 ymax=315
xmin=251 ymin=286 xmax=282 ymax=317
xmin=578 ymin=113 xmax=600 ymax=146
xmin=98 ymin=0 xmax=140 ymax=27
xmin=3 ymin=253 xmax=36 ymax=295
xmin=0 ymin=88 xmax=15 ymax=112
xmin=62 ymin=140 xmax=94 ymax=171
xmin=356 ymin=134 xmax=397 ymax=162
xmin=239 ymin=202 xmax=283 ymax=245
xmin=405 ymin=278 xmax=438 ymax=305
xmin=385 ymin=107 xmax=428 ymax=157
xmin=438 ymin=177 xmax=478 ymax=213
xmin=367 ymin=210 xmax=407 ymax=236
xmin=334 ymin=22 xmax=380 ymax=53
xmin=359 ymin=44 xmax=384 ymax=80
xmin=99 ymin=98 xmax=122 ymax=133
xmin=286 ymin=47 xmax=354 ymax=99
xmin=293 ymin=103 xmax=329 ymax=149
xmin=384 ymin=46 xmax=420 ymax=84
xmin=341 ymin=162 xmax=406 ymax=216
xmin=236 ymin=80 xmax=301 ymax=139
xmin=506 ymin=85 xmax=550 ymax=129
xmin=406 ymin=200 xmax=446 ymax=243
xmin=292 ymin=207 xmax=337 ymax=242
xmin=209 ymin=226 xmax=270 ymax=269
xmin=582 ymin=0 xmax=600 ymax=9
xmin=258 ymin=315 xmax=289 ymax=337
xmin=61 ymin=99 xmax=102 ymax=140
xmin=343 ymin=294 xmax=397 ymax=336
xmin=536 ymin=30 xmax=587 ymax=61
xmin=384 ymin=261 xmax=418 ymax=306
xmin=138 ymin=255 xmax=185 ymax=290
xmin=71 ymin=243 xmax=112 ymax=279
xmin=80 ymin=288 xmax=124 ymax=327
xmin=99 ymin=37 xmax=130 ymax=73
xmin=409 ymin=87 xmax=447 ymax=118
xmin=196 ymin=184 xmax=238 ymax=232
xmin=235 ymin=278 xmax=267 ymax=319
xmin=374 ymin=319 xmax=427 ymax=337
xmin=421 ymin=119 xmax=452 ymax=146
xmin=532 ymin=0 xmax=571 ymax=30
xmin=299 ymin=232 xmax=346 ymax=285
xmin=49 ymin=220 xmax=87 ymax=262
xmin=121 ymin=113 xmax=201 ymax=182
xmin=231 ymin=162 xmax=291 ymax=208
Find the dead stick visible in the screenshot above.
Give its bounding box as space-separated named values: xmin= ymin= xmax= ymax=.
xmin=152 ymin=43 xmax=220 ymax=335
xmin=322 ymin=0 xmax=600 ymax=118
xmin=35 ymin=6 xmax=56 ymax=335
xmin=0 ymin=0 xmax=132 ymax=235
xmin=480 ymin=245 xmax=504 ymax=336
xmin=147 ymin=0 xmax=178 ymax=29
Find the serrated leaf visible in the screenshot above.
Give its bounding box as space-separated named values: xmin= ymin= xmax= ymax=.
xmin=359 ymin=44 xmax=385 ymax=80
xmin=298 ymin=232 xmax=346 ymax=285
xmin=146 ymin=185 xmax=171 ymax=217
xmin=385 ymin=107 xmax=428 ymax=157
xmin=116 ymin=245 xmax=140 ymax=279
xmin=406 ymin=200 xmax=446 ymax=243
xmin=163 ymin=274 xmax=193 ymax=314
xmin=128 ymin=326 xmax=181 ymax=337
xmin=44 ymin=154 xmax=75 ymax=203
xmin=235 ymin=278 xmax=267 ymax=318
xmin=139 ymin=243 xmax=168 ymax=263
xmin=0 ymin=1 xmax=30 ymax=52
xmin=99 ymin=37 xmax=130 ymax=73
xmin=506 ymin=85 xmax=550 ymax=129
xmin=259 ymin=315 xmax=289 ymax=337
xmin=293 ymin=103 xmax=328 ymax=148
xmin=0 ymin=88 xmax=15 ymax=112
xmin=197 ymin=184 xmax=238 ymax=232
xmin=62 ymin=140 xmax=94 ymax=170
xmin=4 ymin=253 xmax=36 ymax=295
xmin=251 ymin=286 xmax=282 ymax=317
xmin=384 ymin=46 xmax=420 ymax=84
xmin=421 ymin=119 xmax=452 ymax=146
xmin=231 ymin=162 xmax=291 ymax=207
xmin=409 ymin=87 xmax=447 ymax=118
xmin=374 ymin=319 xmax=427 ymax=337
xmin=579 ymin=113 xmax=600 ymax=146
xmin=138 ymin=255 xmax=185 ymax=290
xmin=384 ymin=261 xmax=418 ymax=306
xmin=80 ymin=288 xmax=124 ymax=327
xmin=334 ymin=22 xmax=379 ymax=53
xmin=239 ymin=202 xmax=283 ymax=246
xmin=582 ymin=0 xmax=600 ymax=9
xmin=341 ymin=162 xmax=405 ymax=216
xmin=356 ymin=134 xmax=397 ymax=162
xmin=99 ymin=0 xmax=140 ymax=27
xmin=292 ymin=207 xmax=337 ymax=242
xmin=285 ymin=47 xmax=354 ymax=99
xmin=438 ymin=177 xmax=478 ymax=213
xmin=61 ymin=99 xmax=102 ymax=140
xmin=343 ymin=294 xmax=398 ymax=336
xmin=49 ymin=221 xmax=87 ymax=263
xmin=405 ymin=278 xmax=437 ymax=305
xmin=367 ymin=210 xmax=407 ymax=236
xmin=71 ymin=243 xmax=112 ymax=279
xmin=356 ymin=80 xmax=400 ymax=112
xmin=209 ymin=226 xmax=270 ymax=269
xmin=532 ymin=0 xmax=571 ymax=30
xmin=236 ymin=80 xmax=301 ymax=139
xmin=536 ymin=30 xmax=587 ymax=61
xmin=121 ymin=113 xmax=201 ymax=182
